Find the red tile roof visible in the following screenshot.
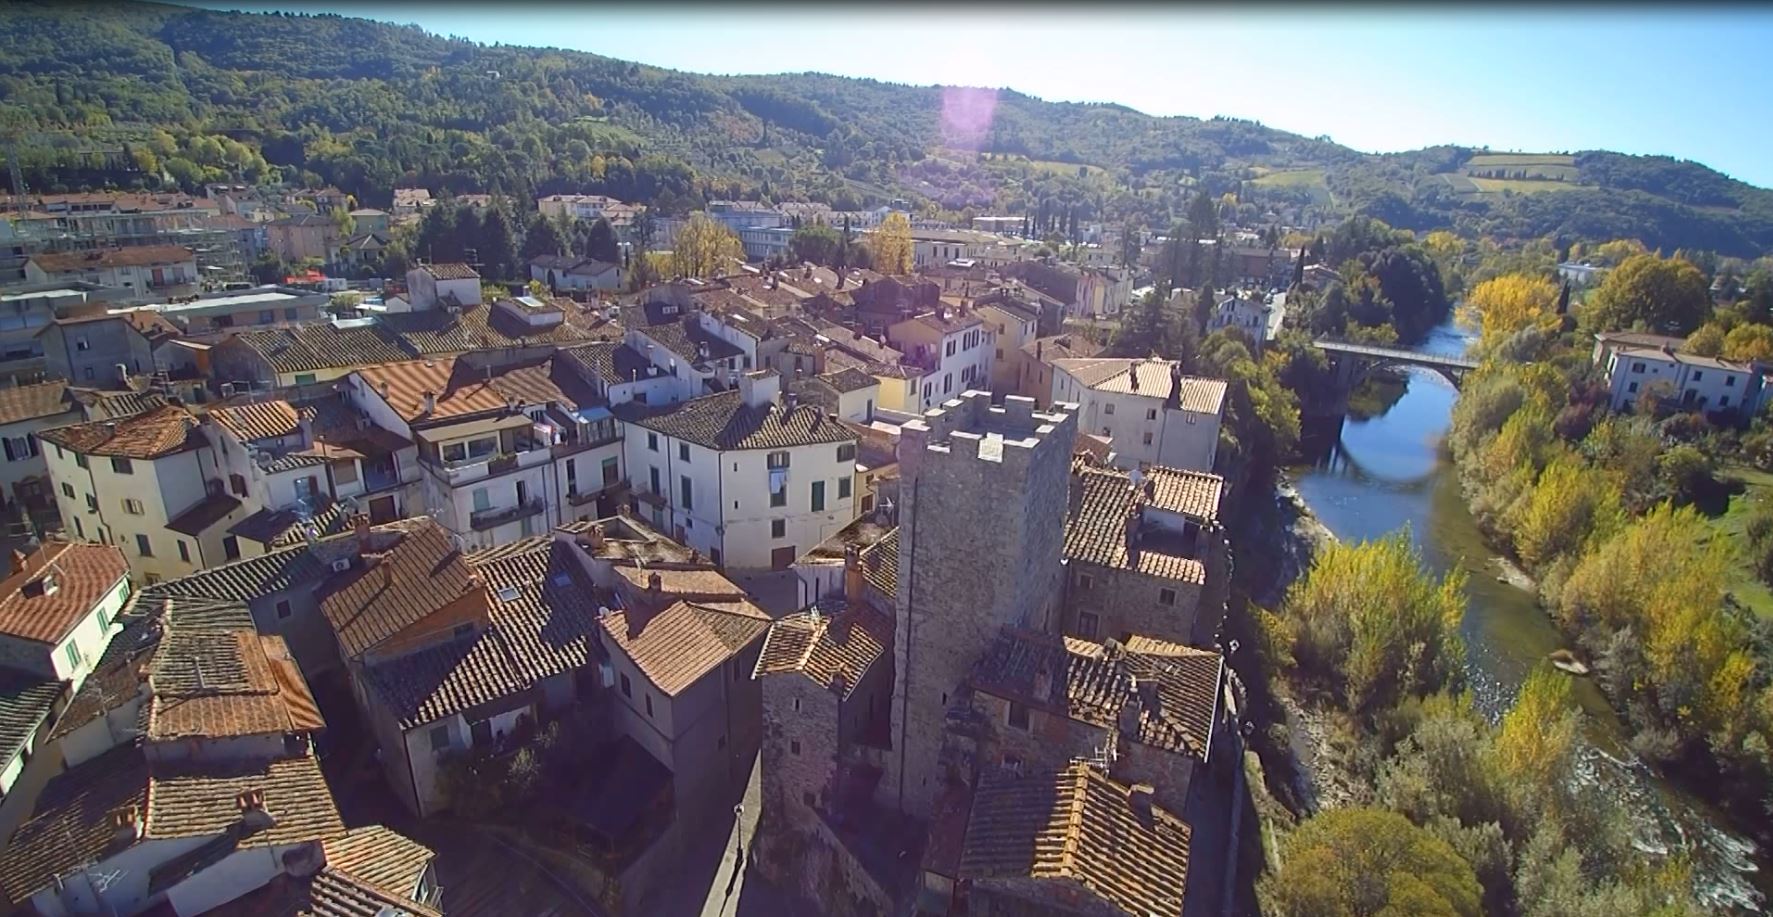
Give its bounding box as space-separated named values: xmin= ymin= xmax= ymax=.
xmin=0 ymin=381 xmax=74 ymax=426
xmin=320 ymin=521 xmax=481 ymax=659
xmin=38 ymin=403 xmax=204 ymax=459
xmin=210 ymin=399 xmax=302 ymax=443
xmin=0 ymin=542 xmax=128 ymax=645
xmin=29 ymin=244 xmax=195 ymax=273
xmin=601 ymin=598 xmax=770 ymax=697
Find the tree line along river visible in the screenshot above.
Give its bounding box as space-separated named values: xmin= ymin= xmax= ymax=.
xmin=1290 ymin=321 xmax=1765 ymax=913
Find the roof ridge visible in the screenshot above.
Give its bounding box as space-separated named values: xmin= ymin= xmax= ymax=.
xmin=1058 ymin=765 xmax=1091 ymax=879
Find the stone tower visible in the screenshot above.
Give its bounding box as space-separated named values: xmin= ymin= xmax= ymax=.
xmin=887 ymin=391 xmax=1078 ymax=817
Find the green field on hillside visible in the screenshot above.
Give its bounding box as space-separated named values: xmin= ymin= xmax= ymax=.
xmin=1468 ymin=176 xmax=1582 ymax=193
xmin=1466 ymin=153 xmax=1575 ymax=167
xmin=1709 ymin=465 xmax=1773 ymax=620
xmin=1250 ymin=168 xmax=1325 ymax=188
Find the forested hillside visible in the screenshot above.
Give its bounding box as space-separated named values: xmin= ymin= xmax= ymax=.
xmin=3 ymin=1 xmax=1771 ymax=256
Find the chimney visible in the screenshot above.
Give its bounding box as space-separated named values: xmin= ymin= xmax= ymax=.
xmin=843 ymin=544 xmax=864 ymax=605
xmin=1128 ymin=362 xmax=1140 ymax=392
xmin=1036 ymin=340 xmax=1043 ymax=360
xmin=380 ymin=558 xmax=393 ymax=590
xmin=379 ymin=379 xmax=391 ymax=400
xmin=1167 ymin=363 xmax=1183 ymax=410
xmin=108 ymin=805 xmax=143 ymax=847
xmin=1118 ymin=681 xmax=1143 ymax=738
xmin=420 ymin=391 xmax=436 ymax=415
xmin=1124 ymin=507 xmax=1143 ymax=563
xmin=353 ymin=513 xmax=370 ymax=555
xmin=738 ymin=371 xmax=780 ymax=409
xmin=647 ymin=571 xmax=663 ymax=604
xmin=1128 ymin=782 xmax=1156 ymax=821
xmin=9 ymin=549 xmax=26 ymax=577
xmin=588 ymin=524 xmax=606 ymax=551
xmin=1032 ymin=662 xmax=1053 ymax=704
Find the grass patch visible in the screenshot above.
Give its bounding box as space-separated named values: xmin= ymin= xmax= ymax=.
xmin=1250 ymin=168 xmax=1325 ymax=189
xmin=1709 ymin=465 xmax=1773 ymax=619
xmin=1466 ymin=153 xmax=1575 ymax=167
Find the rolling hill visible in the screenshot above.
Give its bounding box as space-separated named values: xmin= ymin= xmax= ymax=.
xmin=2 ymin=1 xmax=1771 ymax=257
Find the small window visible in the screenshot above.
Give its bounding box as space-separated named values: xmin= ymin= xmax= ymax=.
xmin=1727 ymin=376 xmax=1737 ymax=387
xmin=1105 ymin=403 xmax=1115 ymax=416
xmin=111 ymin=457 xmax=134 ymax=474
xmin=1079 ymin=611 xmax=1099 ymax=638
xmin=1159 ymin=588 xmax=1177 ymax=606
xmin=790 ymin=739 xmax=801 ymax=756
xmin=276 ymin=599 xmax=292 ymax=619
xmin=1079 ymin=573 xmax=1093 ymax=591
xmin=678 ymin=443 xmax=690 ymax=462
xmin=1007 ymin=702 xmax=1030 ymax=731
xmin=836 ymin=443 xmax=856 ymax=463
xmin=60 ymin=482 xmax=73 ymax=499
xmin=76 ymin=337 xmax=91 ymax=351
xmin=767 ymin=451 xmax=790 ymax=469
xmin=811 ymin=480 xmax=825 ymax=512
xmin=620 ymin=672 xmax=632 ymax=698
xmin=64 ymin=641 xmax=83 ymax=671
xmin=75 ymin=453 xmax=88 ymax=469
xmin=644 ymin=694 xmax=654 ymax=717
xmin=839 ymin=477 xmax=852 ymax=500
xmin=1694 ymin=371 xmax=1704 ymax=381
xmin=1627 ymin=382 xmax=1639 ymax=394
xmin=1142 ymin=432 xmax=1154 ymax=446
xmin=122 ymin=498 xmax=144 ymax=515
xmin=135 ymin=534 xmax=153 ymax=558
xmin=294 ymin=373 xmax=317 ymax=385
xmin=177 ymin=541 xmax=190 ymax=563
xmin=1632 ymin=361 xmax=1646 ymax=373
xmin=1146 ymin=408 xmax=1157 ymax=420
xmin=793 ymin=697 xmax=801 ymax=712
xmin=772 ymin=519 xmax=786 ymax=538
xmin=222 ymin=536 xmax=240 ymax=561
xmin=771 ymin=487 xmax=787 ymax=508
xmin=647 ymin=432 xmax=659 ymax=452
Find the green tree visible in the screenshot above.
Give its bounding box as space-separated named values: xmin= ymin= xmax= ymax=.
xmin=788 ymin=223 xmax=841 ymax=266
xmin=1722 ymin=322 xmax=1773 ymax=362
xmin=520 ymin=213 xmax=566 ymax=261
xmin=1683 ymin=322 xmax=1726 ymax=356
xmin=1283 ymin=530 xmax=1467 ymax=714
xmin=476 ymin=204 xmax=519 ymax=280
xmin=1583 ymin=253 xmax=1711 ymax=334
xmin=1262 ymin=808 xmax=1483 ymax=917
xmin=584 ymin=216 xmax=620 ymax=264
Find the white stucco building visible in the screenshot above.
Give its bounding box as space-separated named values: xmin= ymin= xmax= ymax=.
xmin=886 ymin=309 xmax=995 ymax=413
xmin=1051 ymin=357 xmax=1228 ymax=473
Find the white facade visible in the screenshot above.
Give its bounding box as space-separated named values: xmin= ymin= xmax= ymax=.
xmin=44 ymin=442 xmax=234 ymax=581
xmin=976 ymin=304 xmax=1040 ymax=393
xmin=403 ymin=266 xmax=482 ymax=311
xmin=887 ymin=315 xmax=996 ymax=413
xmin=1051 ymin=367 xmax=1224 ymax=473
xmin=1602 ymin=346 xmax=1771 ymax=418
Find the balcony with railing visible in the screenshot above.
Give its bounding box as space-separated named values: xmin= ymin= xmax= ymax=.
xmin=469 ymin=497 xmax=546 ymax=531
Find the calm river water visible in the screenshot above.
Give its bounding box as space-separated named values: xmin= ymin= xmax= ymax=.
xmin=1292 ymin=322 xmax=1765 ymax=913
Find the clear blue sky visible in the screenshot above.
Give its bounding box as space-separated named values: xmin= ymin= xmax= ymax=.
xmin=205 ymin=4 xmax=1773 ymax=188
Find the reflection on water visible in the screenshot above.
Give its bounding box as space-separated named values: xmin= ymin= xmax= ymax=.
xmin=1291 ymin=323 xmax=1765 ymax=913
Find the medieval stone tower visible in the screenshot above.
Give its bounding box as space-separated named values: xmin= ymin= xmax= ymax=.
xmin=887 ymin=391 xmax=1078 ymax=817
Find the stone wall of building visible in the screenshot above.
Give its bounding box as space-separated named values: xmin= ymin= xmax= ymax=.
xmin=968 ymin=691 xmax=1108 ymax=778
xmin=1113 ymin=740 xmax=1197 ymax=819
xmin=761 ymin=675 xmax=842 ymax=823
xmin=888 ymin=393 xmax=1077 ymax=817
xmin=1062 ymin=562 xmax=1203 ymax=647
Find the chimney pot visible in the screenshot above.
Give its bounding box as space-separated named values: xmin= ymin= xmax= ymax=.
xmin=1032 ymin=662 xmax=1054 ymax=703
xmin=380 ymin=559 xmax=393 ymax=589
xmin=647 ymin=571 xmax=662 ymax=597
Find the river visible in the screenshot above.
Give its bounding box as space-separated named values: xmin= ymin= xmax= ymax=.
xmin=1291 ymin=322 xmax=1766 ymax=913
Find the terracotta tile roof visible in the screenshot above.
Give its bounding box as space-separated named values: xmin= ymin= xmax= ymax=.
xmin=1066 ymin=465 xmax=1211 ymax=584
xmin=140 ymin=547 xmax=324 ymax=605
xmin=204 ymin=867 xmax=441 ymax=917
xmin=417 ymin=262 xmax=478 ymax=281
xmin=380 ymin=302 xmax=602 ymax=355
xmin=361 ymin=538 xmax=600 ymax=729
xmin=959 ymin=762 xmax=1192 ymax=917
xmin=146 ymin=630 xmax=324 ymax=741
xmin=357 ymin=354 xmax=594 ymax=423
xmin=630 ymin=318 xmax=746 ymax=368
xmin=231 ymin=323 xmax=414 ymax=374
xmin=320 ymin=521 xmax=481 ymax=660
xmin=615 ymin=390 xmax=857 ymax=451
xmin=0 ymin=669 xmax=65 ymax=776
xmin=753 ymin=606 xmax=891 ymax=699
xmin=38 ymin=403 xmax=205 ymax=459
xmin=1053 ymin=358 xmax=1227 ymax=414
xmin=971 ymin=629 xmax=1222 ymax=760
xmin=860 ymin=527 xmax=898 ymax=598
xmin=166 ymin=492 xmax=243 ymax=537
xmin=322 ymin=825 xmax=435 ymax=900
xmin=209 ymin=400 xmax=302 ymax=444
xmin=613 ymin=566 xmax=748 ymax=602
xmin=601 ymin=599 xmax=770 ymax=697
xmin=820 ymin=367 xmax=880 ymax=394
xmin=0 ymin=744 xmax=346 ymax=903
xmin=0 ymin=743 xmax=151 ymax=903
xmin=559 ymin=340 xmax=652 ymax=386
xmin=67 ymin=387 xmax=166 ymax=421
xmin=146 ymin=753 xmax=345 ymax=846
xmin=0 ymin=381 xmax=74 ymax=426
xmin=29 ymin=244 xmax=194 ymax=273
xmin=0 ymin=542 xmax=129 ymax=645
xmin=906 ymin=310 xmax=983 ymax=335
xmin=1023 ymin=334 xmax=1104 ymax=362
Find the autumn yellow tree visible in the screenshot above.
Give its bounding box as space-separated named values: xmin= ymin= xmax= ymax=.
xmin=1583 ymin=253 xmax=1710 ymax=334
xmin=1723 ymin=323 xmax=1773 ymax=362
xmin=1683 ymin=322 xmax=1726 ymax=357
xmin=1461 ymin=273 xmax=1560 ymax=348
xmin=671 ymin=213 xmax=744 ymax=280
xmin=869 ymin=211 xmax=915 ymax=274
xmin=1509 ymin=451 xmax=1622 ymax=569
xmin=1424 ymin=230 xmax=1464 ymax=260
xmin=1494 ymin=663 xmax=1579 ymax=792
xmin=1593 ymin=237 xmax=1648 ymax=267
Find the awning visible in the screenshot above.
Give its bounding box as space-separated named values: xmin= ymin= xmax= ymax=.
xmin=413 ymin=413 xmax=531 ymax=444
